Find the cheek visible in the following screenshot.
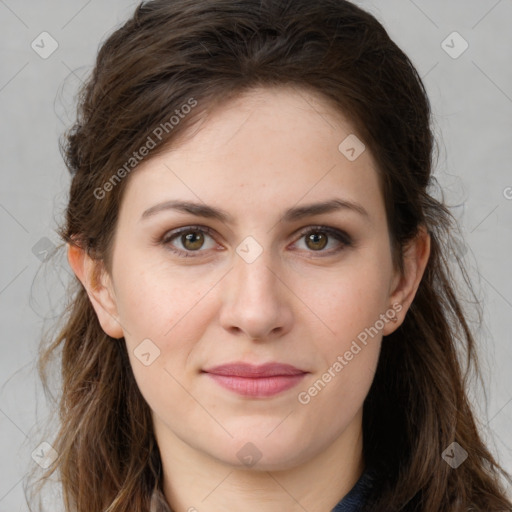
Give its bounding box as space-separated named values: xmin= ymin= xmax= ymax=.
xmin=113 ymin=251 xmax=210 ymax=339
xmin=297 ymin=320 xmax=382 ymax=425
xmin=294 ymin=257 xmax=392 ymax=341
xmin=292 ymin=255 xmax=390 ymax=403
xmin=113 ymin=255 xmax=219 ymax=382
xmin=311 ymin=342 xmax=381 ymax=433
xmin=117 ymin=272 xmax=207 ymax=417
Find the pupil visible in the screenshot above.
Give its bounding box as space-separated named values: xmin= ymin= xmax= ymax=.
xmin=308 ymin=232 xmax=327 ymax=250
xmin=184 ymin=231 xmax=203 ymax=249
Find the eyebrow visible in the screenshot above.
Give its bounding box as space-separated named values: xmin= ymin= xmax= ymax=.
xmin=140 ymin=198 xmax=370 ymax=224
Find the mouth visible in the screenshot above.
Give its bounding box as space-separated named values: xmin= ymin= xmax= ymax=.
xmin=201 ymin=362 xmax=308 ymax=398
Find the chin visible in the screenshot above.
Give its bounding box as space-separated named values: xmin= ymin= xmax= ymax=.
xmin=208 ymin=435 xmax=313 ymax=472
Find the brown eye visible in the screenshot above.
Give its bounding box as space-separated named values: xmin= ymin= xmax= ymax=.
xmin=161 ymin=225 xmax=217 ymax=257
xmin=294 ymin=226 xmax=352 ymax=256
xmin=160 ymin=225 xmax=351 ymax=259
xmin=181 ymin=231 xmax=205 ymax=251
xmin=304 ymin=232 xmax=328 ymax=251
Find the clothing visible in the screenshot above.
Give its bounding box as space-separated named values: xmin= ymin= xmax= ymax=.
xmin=331 ymin=467 xmax=375 ymax=511
xmin=149 ymin=467 xmax=375 ymax=511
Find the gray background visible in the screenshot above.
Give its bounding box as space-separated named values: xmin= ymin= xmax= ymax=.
xmin=0 ymin=0 xmax=511 ymax=509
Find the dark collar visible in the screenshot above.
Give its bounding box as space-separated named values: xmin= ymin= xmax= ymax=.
xmin=331 ymin=467 xmax=376 ymax=511
xmin=150 ymin=467 xmax=376 ymax=512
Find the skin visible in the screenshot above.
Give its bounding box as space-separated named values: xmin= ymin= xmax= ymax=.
xmin=68 ymin=86 xmax=430 ymax=512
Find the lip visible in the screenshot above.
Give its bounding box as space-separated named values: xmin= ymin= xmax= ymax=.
xmin=202 ymin=362 xmax=308 ymax=397
xmin=203 ymin=362 xmax=306 ymax=377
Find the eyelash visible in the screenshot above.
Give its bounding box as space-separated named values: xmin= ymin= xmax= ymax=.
xmin=159 ymin=224 xmax=353 ymax=258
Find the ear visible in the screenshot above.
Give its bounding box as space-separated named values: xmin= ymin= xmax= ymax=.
xmin=67 ymin=242 xmax=124 ymax=339
xmin=383 ymin=225 xmax=431 ymax=336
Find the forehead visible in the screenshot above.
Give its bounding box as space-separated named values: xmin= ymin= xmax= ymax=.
xmin=120 ymin=86 xmax=385 ymax=226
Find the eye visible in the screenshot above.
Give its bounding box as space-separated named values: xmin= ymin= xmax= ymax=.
xmin=159 ymin=225 xmax=352 ymax=258
xmin=292 ymin=226 xmax=352 ymax=255
xmin=161 ymin=225 xmax=218 ymax=257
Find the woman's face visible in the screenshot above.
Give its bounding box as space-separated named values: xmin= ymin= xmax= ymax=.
xmin=85 ymin=87 xmax=413 ymax=470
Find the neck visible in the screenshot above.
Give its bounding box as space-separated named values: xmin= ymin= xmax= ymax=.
xmin=155 ymin=410 xmax=365 ymax=512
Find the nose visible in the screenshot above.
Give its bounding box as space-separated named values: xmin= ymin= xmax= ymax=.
xmin=219 ymin=249 xmax=294 ymax=342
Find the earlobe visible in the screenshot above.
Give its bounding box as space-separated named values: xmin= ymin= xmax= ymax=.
xmin=67 ymin=243 xmax=125 ymax=339
xmin=383 ymin=226 xmax=431 ymax=336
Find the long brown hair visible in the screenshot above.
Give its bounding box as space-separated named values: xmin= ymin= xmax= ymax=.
xmin=27 ymin=1 xmax=512 ymax=510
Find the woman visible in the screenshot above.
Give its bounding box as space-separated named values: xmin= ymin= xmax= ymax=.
xmin=28 ymin=0 xmax=512 ymax=511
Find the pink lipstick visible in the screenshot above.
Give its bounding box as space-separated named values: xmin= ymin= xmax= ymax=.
xmin=202 ymin=362 xmax=307 ymax=397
